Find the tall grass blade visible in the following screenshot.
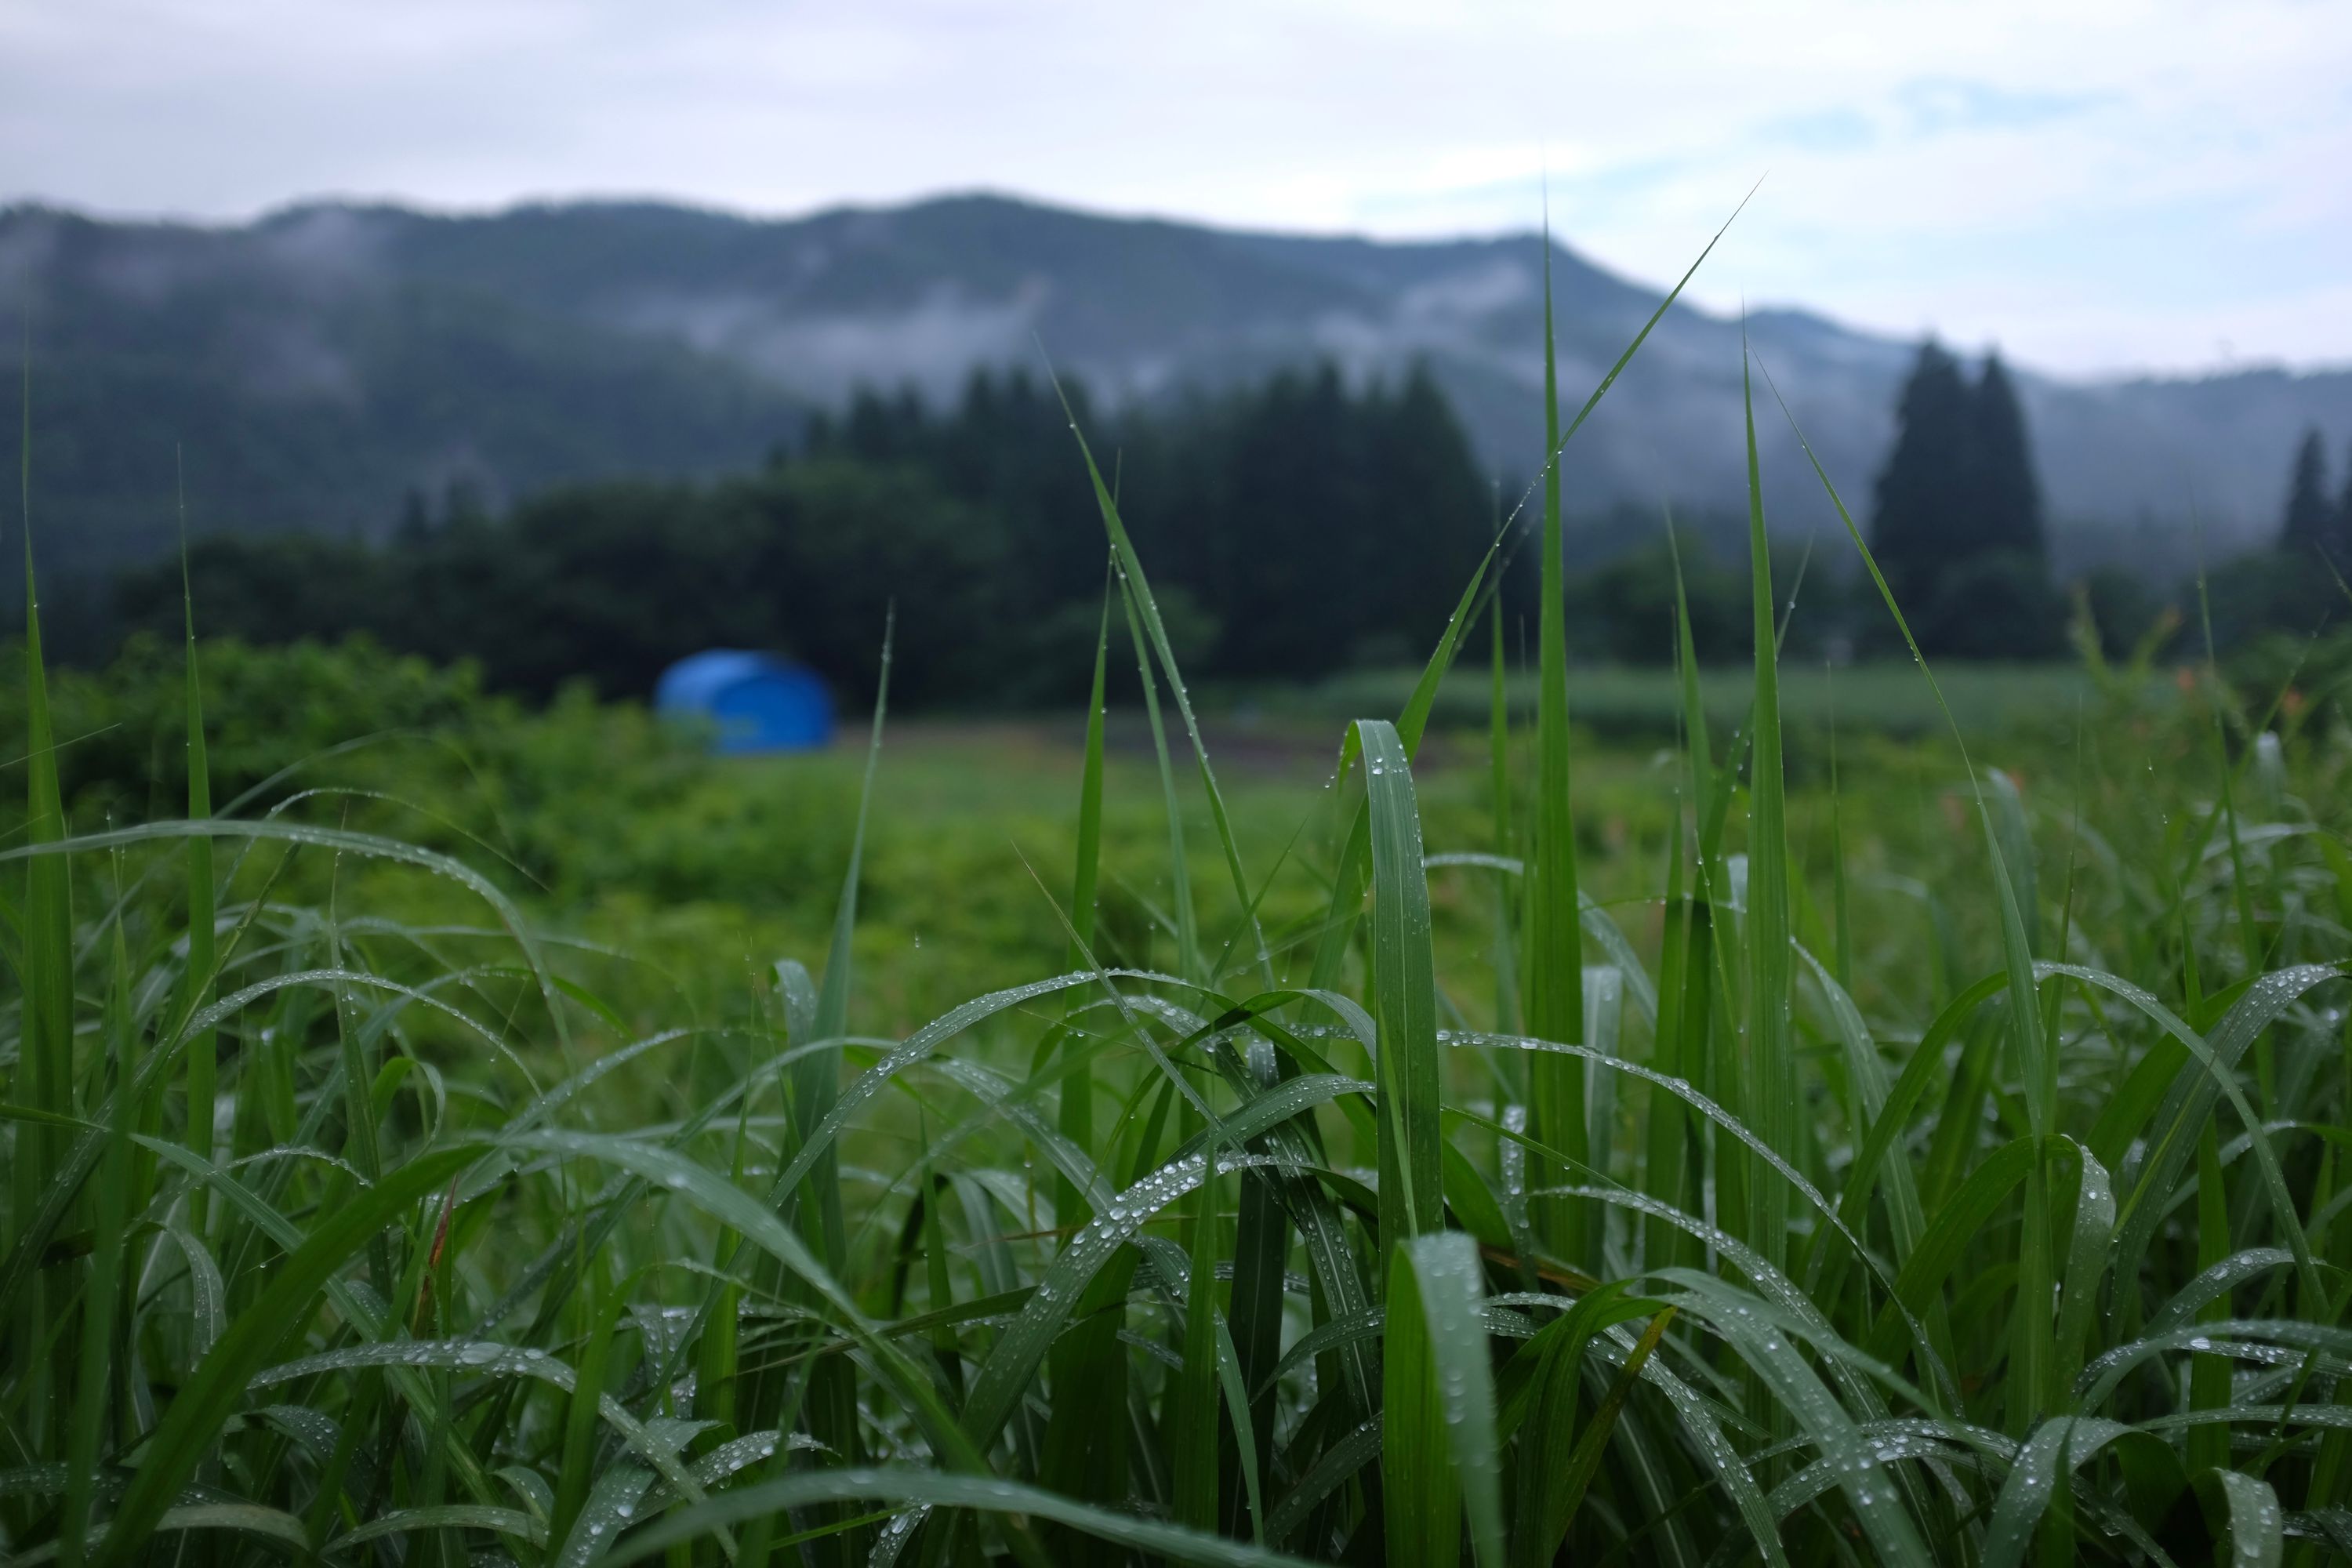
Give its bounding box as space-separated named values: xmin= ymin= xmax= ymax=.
xmin=1359 ymin=718 xmax=1441 ymax=1247
xmin=1309 ymin=550 xmax=1493 ymax=993
xmin=1526 ymin=219 xmax=1588 ymax=1269
xmin=1174 ymin=1140 xmax=1223 ymax=1531
xmin=60 ymin=908 xmax=137 ymax=1568
xmin=1385 ymin=1233 xmax=1504 ymax=1568
xmin=1488 ymin=603 xmax=1519 ymax=1038
xmin=1739 ymin=343 xmax=1795 ymax=1273
xmin=175 ymin=452 xmax=220 ymax=1237
xmin=1123 ymin=575 xmax=1200 ymax=978
xmin=1057 ymin=382 xmax=1269 ymax=987
xmin=13 ymin=331 xmax=72 ymax=1450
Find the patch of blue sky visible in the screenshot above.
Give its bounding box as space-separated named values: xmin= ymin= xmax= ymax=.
xmin=1893 ymin=77 xmax=2114 ymax=136
xmin=1761 ymin=107 xmax=1877 ymax=154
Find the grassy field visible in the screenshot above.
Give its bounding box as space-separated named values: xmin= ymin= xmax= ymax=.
xmin=4 ymin=260 xmax=2350 ymax=1568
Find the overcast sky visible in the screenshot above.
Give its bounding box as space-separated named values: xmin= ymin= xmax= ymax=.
xmin=4 ymin=0 xmax=2348 ymax=377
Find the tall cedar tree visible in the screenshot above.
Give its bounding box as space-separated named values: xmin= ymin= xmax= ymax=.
xmin=2279 ymin=427 xmax=2338 ymax=562
xmin=1972 ymin=354 xmax=2045 ymax=560
xmin=1870 ymin=342 xmax=1980 ymax=608
xmin=1870 ymin=343 xmax=2055 ymax=655
xmin=2341 ymin=437 xmax=2352 ymax=557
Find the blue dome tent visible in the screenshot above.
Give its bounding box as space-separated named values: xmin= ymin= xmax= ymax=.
xmin=654 ymin=651 xmax=834 ymax=754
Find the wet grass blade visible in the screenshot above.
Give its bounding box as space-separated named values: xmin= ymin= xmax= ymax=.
xmin=1359 ymin=718 xmax=1441 ymax=1247
xmin=1123 ymin=574 xmax=1200 ymax=979
xmin=1526 ymin=220 xmax=1588 ymax=1268
xmin=1058 ymin=382 xmax=1267 ymax=989
xmin=1385 ymin=1232 xmax=1504 ymax=1568
xmin=1174 ymin=1140 xmax=1223 ymax=1532
xmin=1738 ymin=343 xmax=1795 ymax=1276
xmin=13 ymin=336 xmax=73 ymax=1445
xmin=1488 ymin=603 xmax=1520 ymax=1038
xmin=1548 ymin=1307 xmax=1677 ymax=1558
xmin=176 ymin=454 xmax=220 ymax=1238
xmin=60 ymin=906 xmax=138 ymax=1568
xmin=1310 ymin=550 xmax=1492 ymax=992
xmin=800 ymin=606 xmax=893 ymax=1257
xmin=1505 ymin=1283 xmax=1661 ymax=1567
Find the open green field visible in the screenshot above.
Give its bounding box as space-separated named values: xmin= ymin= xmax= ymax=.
xmin=5 ymin=281 xmax=2350 ymax=1568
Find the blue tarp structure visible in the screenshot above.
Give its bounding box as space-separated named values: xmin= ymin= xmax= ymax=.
xmin=654 ymin=650 xmax=833 ymax=754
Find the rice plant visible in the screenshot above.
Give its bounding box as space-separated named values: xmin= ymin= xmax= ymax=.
xmin=3 ymin=227 xmax=2349 ymax=1568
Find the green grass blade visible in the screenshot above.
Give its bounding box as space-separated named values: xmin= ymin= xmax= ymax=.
xmin=1057 ymin=383 xmax=1267 ymax=989
xmin=1174 ymin=1140 xmax=1223 ymax=1532
xmin=60 ymin=913 xmax=138 ymax=1568
xmin=1385 ymin=1232 xmax=1504 ymax=1568
xmin=1488 ymin=603 xmax=1520 ymax=1038
xmin=2200 ymin=1468 xmax=2285 ymax=1568
xmin=1359 ymin=718 xmax=1441 ymax=1248
xmin=1505 ymin=1283 xmax=1661 ymax=1567
xmin=1526 ymin=220 xmax=1588 ymax=1269
xmin=1123 ymin=575 xmax=1200 ymax=979
xmin=13 ymin=332 xmax=72 ymax=1448
xmin=1308 ymin=549 xmax=1494 ymax=993
xmin=175 ymin=452 xmax=220 ymax=1238
xmin=2188 ymin=1121 xmax=2234 ymax=1473
xmin=548 ymin=1263 xmax=626 ymax=1550
xmin=1739 ymin=343 xmax=1794 ymax=1275
xmin=798 ymin=605 xmax=892 ymax=1250
xmin=1547 ymin=1307 xmax=1677 ymax=1558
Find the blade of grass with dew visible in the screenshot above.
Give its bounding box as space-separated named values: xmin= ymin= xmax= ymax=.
xmin=1504 ymin=1283 xmax=1661 ymax=1568
xmin=14 ymin=336 xmax=72 ymax=1450
xmin=1039 ymin=579 xmax=1134 ymax=1555
xmin=175 ymin=451 xmax=220 ymax=1240
xmin=60 ymin=894 xmax=138 ymax=1568
xmin=1359 ymin=719 xmax=1441 ymax=1250
xmin=1755 ymin=352 xmax=2067 ymax=1442
xmin=1061 ymin=573 xmax=1111 ymax=1201
xmin=1308 ymin=549 xmax=1494 ymax=992
xmin=2189 ymin=1119 xmax=2234 ymax=1474
xmin=1738 ymin=342 xmax=1795 ymax=1276
xmin=1174 ymin=1138 xmax=1223 ymax=1533
xmin=547 ymin=1259 xmax=626 ymax=1551
xmin=1488 ymin=601 xmax=1520 ymax=1039
xmin=756 ymin=612 xmax=891 ymax=1555
xmin=1122 ymin=573 xmax=1200 ymax=979
xmin=1671 ymin=528 xmax=1729 ymax=1270
xmin=1056 ymin=383 xmax=1268 ymax=990
xmin=1544 ymin=1307 xmax=1679 ymax=1562
xmin=1525 ymin=221 xmax=1588 ymax=1270
xmin=1385 ymin=1232 xmax=1504 ymax=1568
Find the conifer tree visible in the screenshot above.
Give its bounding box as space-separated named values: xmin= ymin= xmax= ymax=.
xmin=1973 ymin=353 xmax=2045 ymax=560
xmin=2280 ymin=428 xmax=2333 ymax=558
xmin=1870 ymin=341 xmax=1977 ymax=607
xmin=1871 ymin=341 xmax=2061 ymax=655
xmin=2339 ymin=437 xmax=2352 ymax=564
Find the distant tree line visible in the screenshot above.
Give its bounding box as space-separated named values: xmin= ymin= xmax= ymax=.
xmin=117 ymin=367 xmax=1515 ymax=706
xmin=103 ymin=350 xmax=2343 ymax=706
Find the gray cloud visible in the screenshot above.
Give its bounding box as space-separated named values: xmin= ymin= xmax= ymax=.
xmin=2 ymin=0 xmax=2347 ymax=374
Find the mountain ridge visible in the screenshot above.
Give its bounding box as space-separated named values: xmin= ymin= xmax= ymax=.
xmin=5 ymin=191 xmax=2347 ymax=580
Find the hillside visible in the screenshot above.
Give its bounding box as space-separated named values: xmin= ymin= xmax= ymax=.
xmin=5 ymin=193 xmax=2349 ymax=576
